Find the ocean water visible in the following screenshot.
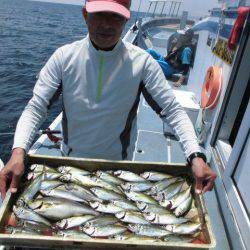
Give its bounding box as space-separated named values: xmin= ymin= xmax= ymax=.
xmin=0 ymin=0 xmax=143 ymax=163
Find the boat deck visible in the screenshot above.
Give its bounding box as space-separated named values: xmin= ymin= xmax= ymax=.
xmin=135 ymin=26 xmax=231 ymax=249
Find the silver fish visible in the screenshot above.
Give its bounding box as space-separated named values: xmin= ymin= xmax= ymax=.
xmin=83 ymin=225 xmax=127 ymax=237
xmin=61 ymin=174 xmax=121 ymax=193
xmin=57 ymin=166 xmax=90 ymax=176
xmin=30 ymin=164 xmax=57 ymax=173
xmin=90 ymin=187 xmax=124 ymax=201
xmin=174 ymin=196 xmax=193 ymax=217
xmin=28 ymin=197 xmax=99 ymax=220
xmin=57 ymin=230 xmax=91 ymax=239
xmin=95 ymin=171 xmax=123 ymax=185
xmin=140 ymin=172 xmax=173 ymax=181
xmin=4 ymin=226 xmax=41 ymax=235
xmin=143 ymin=212 xmax=190 ymax=225
xmin=28 ymin=172 xmax=62 ymax=181
xmin=124 ymin=191 xmax=158 ymax=205
xmin=40 ymin=180 xmax=63 ymax=190
xmin=160 ymin=186 xmax=191 ymax=209
xmin=13 ymin=206 xmax=51 ymax=226
xmin=40 ymin=188 xmax=88 ymax=203
xmin=85 ymin=215 xmax=118 ymax=227
xmin=19 ymin=173 xmax=44 ymax=204
xmin=165 ymin=222 xmax=201 ymax=234
xmin=128 ymin=224 xmax=172 ymax=237
xmin=121 ymin=181 xmax=153 ymax=192
xmin=17 ymin=220 xmax=51 ymax=231
xmin=150 ymin=177 xmax=183 ymax=194
xmin=113 ymin=234 xmax=159 ymax=242
xmin=89 ymin=201 xmax=124 ymax=214
xmin=112 ymin=200 xmax=139 ymax=211
xmin=114 ymin=170 xmax=146 ymax=182
xmin=154 ymin=181 xmax=184 ymax=201
xmin=115 ymin=211 xmax=150 ymax=225
xmin=60 ymin=183 xmax=102 ymax=202
xmin=136 ymin=202 xmax=170 ymax=214
xmin=56 ymin=215 xmax=96 ymax=229
xmin=164 ymin=235 xmax=194 ymax=243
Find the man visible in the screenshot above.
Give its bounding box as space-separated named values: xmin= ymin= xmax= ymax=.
xmin=0 ymin=0 xmax=216 ymax=200
xmin=147 ymin=28 xmax=194 ymax=87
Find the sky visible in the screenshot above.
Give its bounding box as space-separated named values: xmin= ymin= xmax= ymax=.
xmin=32 ymin=0 xmax=221 ymax=18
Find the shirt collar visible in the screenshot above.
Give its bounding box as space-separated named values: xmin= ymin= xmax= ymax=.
xmin=86 ymin=34 xmax=122 ymax=56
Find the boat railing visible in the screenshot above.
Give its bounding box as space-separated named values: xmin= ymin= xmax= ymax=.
xmin=145 ymin=0 xmax=182 ymax=18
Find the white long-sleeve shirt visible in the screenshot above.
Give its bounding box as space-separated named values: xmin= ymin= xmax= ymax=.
xmin=13 ymin=35 xmax=201 ymax=160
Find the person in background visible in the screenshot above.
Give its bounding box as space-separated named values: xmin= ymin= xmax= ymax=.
xmin=147 ymin=28 xmax=194 ymax=87
xmin=0 ymin=0 xmax=216 ymax=200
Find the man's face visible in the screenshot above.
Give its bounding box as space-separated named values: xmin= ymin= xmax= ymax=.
xmin=83 ymin=9 xmax=127 ymax=50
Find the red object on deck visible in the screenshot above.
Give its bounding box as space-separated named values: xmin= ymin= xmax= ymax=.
xmin=228 ymin=7 xmax=250 ymax=50
xmin=45 ymin=128 xmax=62 ymax=143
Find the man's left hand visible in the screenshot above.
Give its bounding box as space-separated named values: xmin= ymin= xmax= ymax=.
xmin=191 ymin=157 xmax=217 ymax=194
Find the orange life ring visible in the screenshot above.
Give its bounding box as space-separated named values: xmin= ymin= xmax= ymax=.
xmin=201 ymin=66 xmax=223 ymax=109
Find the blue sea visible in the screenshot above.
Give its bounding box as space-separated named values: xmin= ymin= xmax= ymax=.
xmin=0 ymin=0 xmax=144 ymax=163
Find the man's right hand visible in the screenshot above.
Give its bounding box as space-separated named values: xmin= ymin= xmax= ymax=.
xmin=0 ymin=148 xmax=25 ymax=200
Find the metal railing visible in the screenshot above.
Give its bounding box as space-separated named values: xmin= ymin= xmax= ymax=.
xmin=145 ymin=0 xmax=182 ymax=18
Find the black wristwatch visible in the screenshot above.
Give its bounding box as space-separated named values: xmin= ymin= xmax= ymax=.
xmin=187 ymin=152 xmax=207 ymax=165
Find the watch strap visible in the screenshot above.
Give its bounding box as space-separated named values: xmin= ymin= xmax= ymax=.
xmin=187 ymin=152 xmax=207 ymax=165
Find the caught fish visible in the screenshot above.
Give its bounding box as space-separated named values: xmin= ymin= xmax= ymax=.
xmin=61 ymin=174 xmax=121 ymax=193
xmin=57 ymin=166 xmax=90 ymax=176
xmin=4 ymin=225 xmax=41 ymax=235
xmin=128 ymin=224 xmax=172 ymax=237
xmin=60 ymin=183 xmax=102 ymax=202
xmin=136 ymin=202 xmax=170 ymax=214
xmin=18 ymin=173 xmax=44 ymax=205
xmin=165 ymin=222 xmax=201 ymax=234
xmin=17 ymin=220 xmax=51 ymax=231
xmin=28 ymin=197 xmax=99 ymax=220
xmin=28 ymin=172 xmax=62 ymax=181
xmin=114 ymin=170 xmax=146 ymax=182
xmin=150 ymin=177 xmax=183 ymax=194
xmin=30 ymin=164 xmax=57 ymax=173
xmin=95 ymin=171 xmax=123 ymax=185
xmin=140 ymin=171 xmax=173 ymax=182
xmin=56 ymin=215 xmax=96 ymax=229
xmin=121 ymin=181 xmax=153 ymax=192
xmin=154 ymin=181 xmax=184 ymax=201
xmin=13 ymin=206 xmax=51 ymax=226
xmin=57 ymin=230 xmax=91 ymax=239
xmin=164 ymin=235 xmax=194 ymax=243
xmin=143 ymin=212 xmax=190 ymax=225
xmin=115 ymin=211 xmax=150 ymax=225
xmin=85 ymin=215 xmax=118 ymax=227
xmin=90 ymin=187 xmax=124 ymax=201
xmin=160 ymin=186 xmax=191 ymax=209
xmin=124 ymin=191 xmax=158 ymax=205
xmin=174 ymin=196 xmax=193 ymax=217
xmin=112 ymin=200 xmax=139 ymax=211
xmin=40 ymin=180 xmax=63 ymax=190
xmin=40 ymin=187 xmax=88 ymax=203
xmin=83 ymin=225 xmax=127 ymax=237
xmin=89 ymin=201 xmax=124 ymax=214
xmin=113 ymin=234 xmax=159 ymax=242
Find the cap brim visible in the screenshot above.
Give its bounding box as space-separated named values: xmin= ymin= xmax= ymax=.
xmin=86 ymin=1 xmax=130 ymax=19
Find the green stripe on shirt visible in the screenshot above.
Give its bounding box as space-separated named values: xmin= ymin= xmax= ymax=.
xmin=96 ymin=55 xmax=104 ymax=102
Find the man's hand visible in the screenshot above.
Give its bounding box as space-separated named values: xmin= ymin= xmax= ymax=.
xmin=191 ymin=157 xmax=217 ymax=194
xmin=0 ymin=148 xmax=25 ymax=200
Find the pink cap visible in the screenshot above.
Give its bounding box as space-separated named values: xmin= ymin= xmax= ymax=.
xmin=86 ymin=0 xmax=131 ymax=19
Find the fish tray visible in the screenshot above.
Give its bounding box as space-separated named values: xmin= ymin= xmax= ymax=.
xmin=0 ymin=154 xmax=216 ymax=249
